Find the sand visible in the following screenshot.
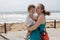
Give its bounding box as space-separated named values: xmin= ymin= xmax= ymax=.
xmin=0 ymin=22 xmax=60 ymax=33
xmin=46 ymin=22 xmax=60 ymax=28
xmin=1 ymin=28 xmax=60 ymax=40
xmin=10 ymin=22 xmax=27 ymax=32
xmin=0 ymin=22 xmax=60 ymax=40
xmin=0 ymin=22 xmax=27 ymax=33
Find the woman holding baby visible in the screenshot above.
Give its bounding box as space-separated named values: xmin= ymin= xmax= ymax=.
xmin=25 ymin=3 xmax=50 ymax=40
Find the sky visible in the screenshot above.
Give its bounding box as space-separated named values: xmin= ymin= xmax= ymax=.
xmin=0 ymin=0 xmax=60 ymax=12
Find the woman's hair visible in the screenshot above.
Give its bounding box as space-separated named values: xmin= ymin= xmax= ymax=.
xmin=39 ymin=4 xmax=50 ymax=15
xmin=28 ymin=5 xmax=35 ymax=11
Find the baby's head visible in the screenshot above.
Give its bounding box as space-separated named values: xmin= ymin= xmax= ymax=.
xmin=28 ymin=5 xmax=35 ymax=14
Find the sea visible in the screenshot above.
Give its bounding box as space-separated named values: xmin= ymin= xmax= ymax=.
xmin=0 ymin=11 xmax=60 ymax=23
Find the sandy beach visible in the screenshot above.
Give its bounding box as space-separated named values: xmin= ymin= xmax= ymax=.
xmin=0 ymin=21 xmax=60 ymax=33
xmin=0 ymin=22 xmax=27 ymax=33
xmin=0 ymin=22 xmax=60 ymax=40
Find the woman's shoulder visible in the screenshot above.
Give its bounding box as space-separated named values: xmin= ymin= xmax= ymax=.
xmin=38 ymin=14 xmax=45 ymax=24
xmin=39 ymin=14 xmax=45 ymax=19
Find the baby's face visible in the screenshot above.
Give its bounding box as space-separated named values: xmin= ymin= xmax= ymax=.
xmin=29 ymin=8 xmax=35 ymax=14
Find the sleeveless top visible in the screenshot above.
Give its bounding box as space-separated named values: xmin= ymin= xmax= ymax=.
xmin=30 ymin=14 xmax=46 ymax=40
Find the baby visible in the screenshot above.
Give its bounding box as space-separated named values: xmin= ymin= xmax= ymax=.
xmin=25 ymin=5 xmax=38 ymax=39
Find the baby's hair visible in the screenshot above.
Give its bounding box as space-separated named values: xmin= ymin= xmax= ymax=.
xmin=28 ymin=5 xmax=35 ymax=11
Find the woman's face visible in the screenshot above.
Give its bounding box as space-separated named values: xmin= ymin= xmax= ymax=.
xmin=36 ymin=5 xmax=43 ymax=15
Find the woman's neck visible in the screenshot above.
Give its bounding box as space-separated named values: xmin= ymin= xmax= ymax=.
xmin=38 ymin=13 xmax=42 ymax=16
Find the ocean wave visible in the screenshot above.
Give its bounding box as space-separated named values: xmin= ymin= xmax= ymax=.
xmin=0 ymin=12 xmax=60 ymax=23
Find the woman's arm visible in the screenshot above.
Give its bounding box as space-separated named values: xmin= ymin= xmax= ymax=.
xmin=28 ymin=15 xmax=45 ymax=31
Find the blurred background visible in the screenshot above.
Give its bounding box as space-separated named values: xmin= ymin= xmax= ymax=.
xmin=0 ymin=0 xmax=60 ymax=40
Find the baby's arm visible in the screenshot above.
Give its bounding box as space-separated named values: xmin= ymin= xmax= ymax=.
xmin=29 ymin=14 xmax=37 ymax=21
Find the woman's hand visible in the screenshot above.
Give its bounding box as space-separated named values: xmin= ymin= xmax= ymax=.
xmin=28 ymin=15 xmax=45 ymax=31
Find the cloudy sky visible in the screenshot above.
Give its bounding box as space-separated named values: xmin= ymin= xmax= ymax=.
xmin=0 ymin=0 xmax=60 ymax=12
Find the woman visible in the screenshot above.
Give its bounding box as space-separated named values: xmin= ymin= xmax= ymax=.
xmin=28 ymin=4 xmax=50 ymax=40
